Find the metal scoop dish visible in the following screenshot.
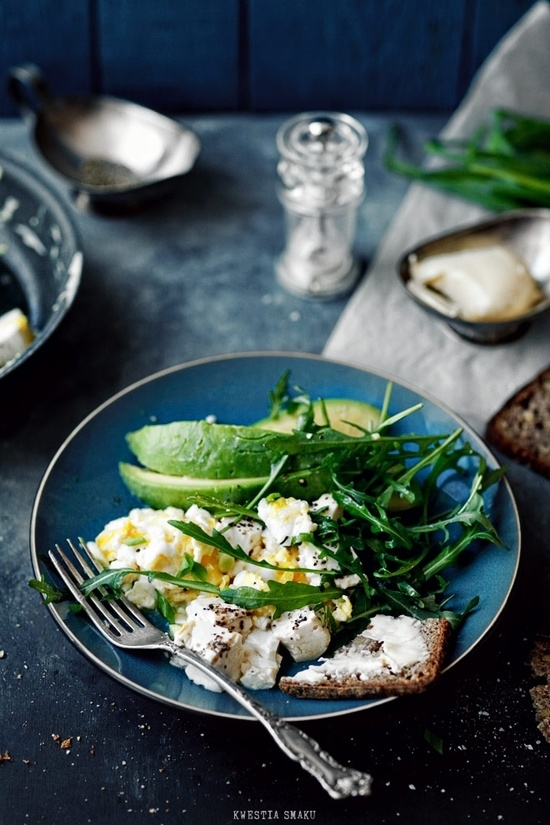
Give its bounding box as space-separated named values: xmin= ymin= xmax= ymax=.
xmin=398 ymin=209 xmax=550 ymax=344
xmin=8 ymin=64 xmax=200 ymax=211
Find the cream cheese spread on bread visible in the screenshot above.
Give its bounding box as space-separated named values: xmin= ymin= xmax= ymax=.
xmin=279 ymin=616 xmax=451 ymax=699
xmin=282 ymin=615 xmax=428 ymax=683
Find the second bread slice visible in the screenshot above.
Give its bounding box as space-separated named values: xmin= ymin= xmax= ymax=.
xmin=486 ymin=367 xmax=550 ymax=478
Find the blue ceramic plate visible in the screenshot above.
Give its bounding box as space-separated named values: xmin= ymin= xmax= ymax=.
xmin=30 ymin=353 xmax=520 ymax=721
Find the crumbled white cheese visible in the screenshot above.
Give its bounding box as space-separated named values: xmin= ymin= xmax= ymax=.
xmin=173 ymin=595 xmax=253 ymax=692
xmin=219 ymin=516 xmax=263 ymax=557
xmin=272 ymin=607 xmax=331 ymax=662
xmin=297 ymin=541 xmax=339 ymax=586
xmin=0 ymin=308 xmax=34 ymax=369
xmin=240 ymin=628 xmax=282 ymax=690
xmin=183 ymin=626 xmax=245 ymax=692
xmin=311 ymin=493 xmax=343 ymax=519
xmin=90 ymin=495 xmax=356 ymax=692
xmin=257 ymin=496 xmax=315 ymax=545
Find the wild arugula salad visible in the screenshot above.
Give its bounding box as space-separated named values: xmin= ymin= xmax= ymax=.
xmin=31 ymin=372 xmax=505 ymax=692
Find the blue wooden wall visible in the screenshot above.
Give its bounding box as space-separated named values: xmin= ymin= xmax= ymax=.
xmin=0 ymin=0 xmax=539 ymax=117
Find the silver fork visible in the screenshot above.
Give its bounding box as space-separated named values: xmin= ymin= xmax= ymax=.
xmin=47 ymin=539 xmax=373 ymax=800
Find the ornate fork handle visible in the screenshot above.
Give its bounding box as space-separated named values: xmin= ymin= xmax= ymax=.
xmin=265 ymin=720 xmax=373 ymax=799
xmin=162 ymin=639 xmax=372 ymax=799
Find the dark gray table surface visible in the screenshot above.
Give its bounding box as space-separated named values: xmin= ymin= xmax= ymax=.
xmin=1 ymin=113 xmax=549 ymax=825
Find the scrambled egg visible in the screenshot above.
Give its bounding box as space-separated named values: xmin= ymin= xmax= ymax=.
xmin=88 ymin=495 xmax=354 ymax=692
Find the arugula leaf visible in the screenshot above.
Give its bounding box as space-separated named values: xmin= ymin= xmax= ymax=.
xmin=155 ymin=589 xmax=176 ymax=623
xmin=28 ymin=576 xmax=66 ymax=604
xmin=220 ymin=580 xmax=344 ymax=619
xmin=178 ymin=553 xmax=208 ymax=581
xmin=74 ymin=565 xmax=344 ymax=620
xmin=267 ymin=369 xmax=292 ymax=419
xmin=79 ymin=567 xmax=220 ymax=598
xmin=168 ymin=519 xmax=330 ymax=576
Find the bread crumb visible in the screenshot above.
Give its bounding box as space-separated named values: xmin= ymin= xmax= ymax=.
xmin=51 ymin=733 xmax=73 ymax=749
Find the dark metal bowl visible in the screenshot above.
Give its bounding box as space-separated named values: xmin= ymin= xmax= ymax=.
xmin=0 ymin=152 xmax=82 ymax=379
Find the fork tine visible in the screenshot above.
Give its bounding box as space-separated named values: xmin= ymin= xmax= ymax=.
xmin=48 ymin=544 xmax=122 ymax=641
xmin=68 ymin=538 xmax=98 ymax=577
xmin=50 ymin=541 xmax=149 ymax=640
xmin=75 ymin=538 xmax=154 ymax=629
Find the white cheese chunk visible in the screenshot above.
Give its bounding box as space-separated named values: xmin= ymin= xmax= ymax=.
xmin=183 ymin=625 xmax=245 ymax=692
xmin=0 ymin=307 xmax=34 ymax=368
xmin=240 ymin=628 xmax=282 ymax=690
xmin=258 ymin=496 xmax=315 ymax=546
xmin=272 ymin=607 xmax=331 ymax=662
xmin=174 ymin=595 xmax=253 ymax=692
xmin=219 ymin=516 xmax=263 ymax=556
xmin=183 ymin=594 xmax=253 ymax=636
xmin=311 ymin=493 xmax=343 ymax=519
xmin=297 ymin=541 xmax=339 ymax=586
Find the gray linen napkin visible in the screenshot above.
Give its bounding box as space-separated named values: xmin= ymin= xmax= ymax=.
xmin=324 ymin=0 xmax=550 ymax=432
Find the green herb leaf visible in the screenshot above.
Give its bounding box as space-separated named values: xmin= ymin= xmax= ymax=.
xmin=220 ymin=580 xmax=344 ymax=618
xmin=385 ymin=110 xmax=550 ymax=211
xmin=28 ymin=576 xmax=66 ymax=604
xmin=79 ymin=567 xmax=220 ymax=598
xmin=155 ymin=589 xmax=176 ymax=623
xmin=177 ymin=553 xmax=208 ymax=581
xmin=424 ymin=728 xmax=444 ymax=754
xmin=168 ymin=519 xmax=331 ymax=576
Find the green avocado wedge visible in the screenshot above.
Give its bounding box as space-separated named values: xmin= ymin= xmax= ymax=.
xmin=119 ymin=462 xmax=269 ymax=509
xmin=256 ymin=398 xmax=380 ymax=436
xmin=126 ymin=421 xmax=282 ymax=478
xmin=126 ymin=400 xmax=381 ymax=480
xmin=119 ymin=460 xmax=418 ymax=512
xmin=119 ymin=462 xmax=333 ymax=509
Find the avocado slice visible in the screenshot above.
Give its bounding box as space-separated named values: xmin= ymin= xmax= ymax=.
xmin=126 ymin=420 xmax=281 ymax=478
xmin=119 ymin=462 xmax=268 ymax=509
xmin=256 ymin=398 xmax=380 ymax=437
xmin=119 ymin=462 xmax=333 ymax=509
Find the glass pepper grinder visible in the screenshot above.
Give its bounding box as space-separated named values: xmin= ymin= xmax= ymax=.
xmin=275 ymin=111 xmax=368 ymax=299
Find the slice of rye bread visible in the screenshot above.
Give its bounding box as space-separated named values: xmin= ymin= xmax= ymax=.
xmin=485 ymin=367 xmax=550 ymax=478
xmin=278 ymin=617 xmax=451 ymax=700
